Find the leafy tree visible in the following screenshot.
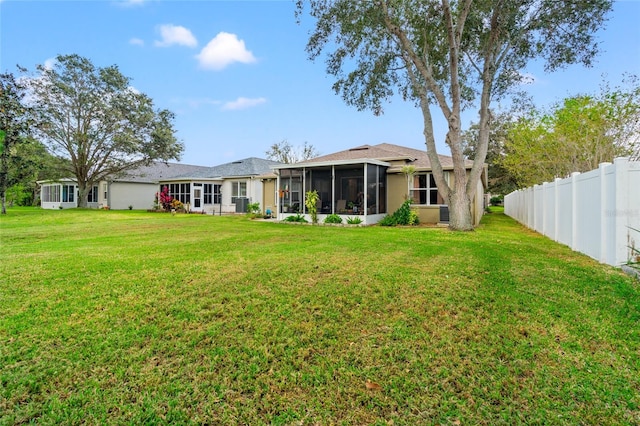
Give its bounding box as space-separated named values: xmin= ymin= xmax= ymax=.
xmin=266 ymin=139 xmax=319 ymax=163
xmin=296 ymin=0 xmax=612 ymax=230
xmin=461 ymin=98 xmax=535 ymax=195
xmin=21 ymin=54 xmax=183 ymax=207
xmin=8 ymin=137 xmax=69 ymax=206
xmin=0 ymin=72 xmax=32 ymax=214
xmin=501 ymin=78 xmax=640 ymax=187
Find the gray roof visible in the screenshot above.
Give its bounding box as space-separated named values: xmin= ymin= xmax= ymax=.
xmin=114 ymin=162 xmax=213 ymax=183
xmin=158 ymin=157 xmax=284 ymax=181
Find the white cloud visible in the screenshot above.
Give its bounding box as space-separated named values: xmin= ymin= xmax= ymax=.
xmin=117 ymin=0 xmax=146 ymax=7
xmin=196 ymin=32 xmax=257 ymax=71
xmin=155 ymin=24 xmax=197 ymax=48
xmin=129 ymin=37 xmax=145 ymax=46
xmin=222 ymin=97 xmax=267 ymax=111
xmin=43 ymin=58 xmax=56 ymax=70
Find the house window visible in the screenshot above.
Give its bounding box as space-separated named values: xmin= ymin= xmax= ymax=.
xmin=102 ymin=183 xmax=108 ymax=200
xmin=214 ymin=184 xmax=222 ymax=204
xmin=87 ymin=185 xmax=99 ymax=203
xmin=231 ymin=181 xmax=246 ymax=203
xmin=203 ymin=184 xmax=212 ymax=204
xmin=167 ymin=183 xmax=191 ymax=204
xmin=411 ymin=173 xmax=444 ymax=205
xmin=62 ymin=185 xmax=75 ymax=203
xmin=42 ymin=184 xmax=61 ymax=202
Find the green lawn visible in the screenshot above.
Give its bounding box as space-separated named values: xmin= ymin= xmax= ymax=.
xmin=1 ymin=207 xmax=638 ymax=425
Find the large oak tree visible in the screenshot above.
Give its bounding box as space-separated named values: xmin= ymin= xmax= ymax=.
xmin=0 ymin=73 xmax=32 ymax=214
xmin=297 ymin=0 xmax=612 ymax=230
xmin=22 ymin=54 xmax=184 ymax=207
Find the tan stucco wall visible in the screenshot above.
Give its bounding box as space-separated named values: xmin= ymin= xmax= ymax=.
xmin=386 ymin=169 xmax=485 ymax=225
xmin=262 ymin=179 xmax=276 ymax=214
xmin=387 ymin=174 xmax=407 ymax=211
xmin=415 ymin=206 xmax=441 ymax=224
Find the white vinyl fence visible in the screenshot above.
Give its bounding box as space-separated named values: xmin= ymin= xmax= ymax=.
xmin=504 ymin=157 xmax=640 ymax=267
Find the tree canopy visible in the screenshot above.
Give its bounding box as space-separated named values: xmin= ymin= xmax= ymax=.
xmin=0 ymin=72 xmax=33 ymax=214
xmin=21 ymin=54 xmax=184 ymax=207
xmin=265 ymin=139 xmax=320 ymax=164
xmin=297 ymin=0 xmax=613 ymax=230
xmin=501 ymin=77 xmax=640 ymax=187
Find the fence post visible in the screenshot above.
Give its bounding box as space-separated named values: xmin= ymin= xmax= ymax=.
xmin=571 ymin=172 xmax=580 ymax=251
xmin=554 ymin=178 xmax=560 ymax=242
xmin=599 ymin=162 xmax=611 ymax=264
xmin=614 ymin=157 xmax=630 ymax=265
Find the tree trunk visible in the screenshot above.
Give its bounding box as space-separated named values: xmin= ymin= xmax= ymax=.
xmin=77 ymin=184 xmax=88 ymax=208
xmin=447 ymin=185 xmax=474 ymax=231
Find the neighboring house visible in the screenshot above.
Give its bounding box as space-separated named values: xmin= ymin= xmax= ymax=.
xmin=38 ymin=162 xmax=212 ymax=210
xmin=158 ymin=157 xmax=283 ymax=214
xmin=268 ymin=143 xmax=487 ymax=225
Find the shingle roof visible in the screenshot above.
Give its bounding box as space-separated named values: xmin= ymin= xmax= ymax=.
xmin=158 ymin=157 xmax=284 ymax=181
xmin=115 ymin=162 xmax=213 ymax=183
xmin=296 ymin=143 xmax=472 ymax=170
xmin=208 ymin=157 xmax=284 ymax=178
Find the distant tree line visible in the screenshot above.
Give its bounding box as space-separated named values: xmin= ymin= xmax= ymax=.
xmin=463 ymin=75 xmax=640 ymax=194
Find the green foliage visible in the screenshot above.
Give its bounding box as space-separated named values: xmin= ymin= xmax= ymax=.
xmin=1 ymin=73 xmax=32 ymax=214
xmin=379 ymin=200 xmax=419 ymax=227
xmin=395 ymin=200 xmax=419 ymax=226
xmin=490 ymin=196 xmax=503 ymax=206
xmin=5 ymin=184 xmax=31 ymax=206
xmin=283 ymin=213 xmax=308 ymax=223
xmin=462 ymin=104 xmax=526 ymax=195
xmin=323 ymin=214 xmax=342 ymax=224
xmin=502 ymin=76 xmax=640 ymax=188
xmin=345 ymin=216 xmax=362 ymax=225
xmin=304 ymin=190 xmax=319 ymax=223
xmin=247 ymin=202 xmax=261 ymax=214
xmin=378 ymin=214 xmax=397 ymax=227
xmin=22 ymin=54 xmax=184 ymax=207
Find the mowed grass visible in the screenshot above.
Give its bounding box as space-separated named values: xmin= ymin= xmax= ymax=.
xmin=0 ymin=207 xmax=638 ymax=425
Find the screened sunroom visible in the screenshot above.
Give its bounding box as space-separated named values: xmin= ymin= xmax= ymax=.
xmin=275 ymin=159 xmax=388 ymax=224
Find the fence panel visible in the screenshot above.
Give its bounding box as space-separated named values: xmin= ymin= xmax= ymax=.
xmin=504 ymin=158 xmax=640 ymax=267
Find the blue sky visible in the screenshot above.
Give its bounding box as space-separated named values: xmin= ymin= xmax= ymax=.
xmin=1 ymin=0 xmax=639 ymax=166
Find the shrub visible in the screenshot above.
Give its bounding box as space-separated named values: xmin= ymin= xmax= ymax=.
xmin=346 ymin=216 xmax=363 ymax=225
xmin=324 ymin=214 xmax=343 ymax=224
xmin=379 ymin=200 xmax=419 ymax=226
xmin=283 ymin=213 xmax=308 ymax=223
xmin=305 ymin=190 xmax=319 ymax=224
xmin=378 ymin=215 xmax=396 ymax=226
xmin=490 ymin=196 xmax=503 ymax=206
xmin=247 ymin=202 xmax=261 ymax=214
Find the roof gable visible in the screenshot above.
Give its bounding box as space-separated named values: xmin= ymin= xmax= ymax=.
xmin=295 ymin=143 xmax=471 ymax=170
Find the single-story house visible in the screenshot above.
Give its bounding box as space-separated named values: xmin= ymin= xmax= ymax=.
xmin=265 ymin=143 xmax=487 ymax=225
xmin=157 ymin=157 xmax=282 ymax=214
xmin=38 ymin=158 xmax=282 ymax=213
xmin=38 ymin=162 xmax=212 ymax=210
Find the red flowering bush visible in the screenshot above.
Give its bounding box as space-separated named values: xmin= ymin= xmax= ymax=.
xmin=156 ymin=186 xmax=173 ymax=211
